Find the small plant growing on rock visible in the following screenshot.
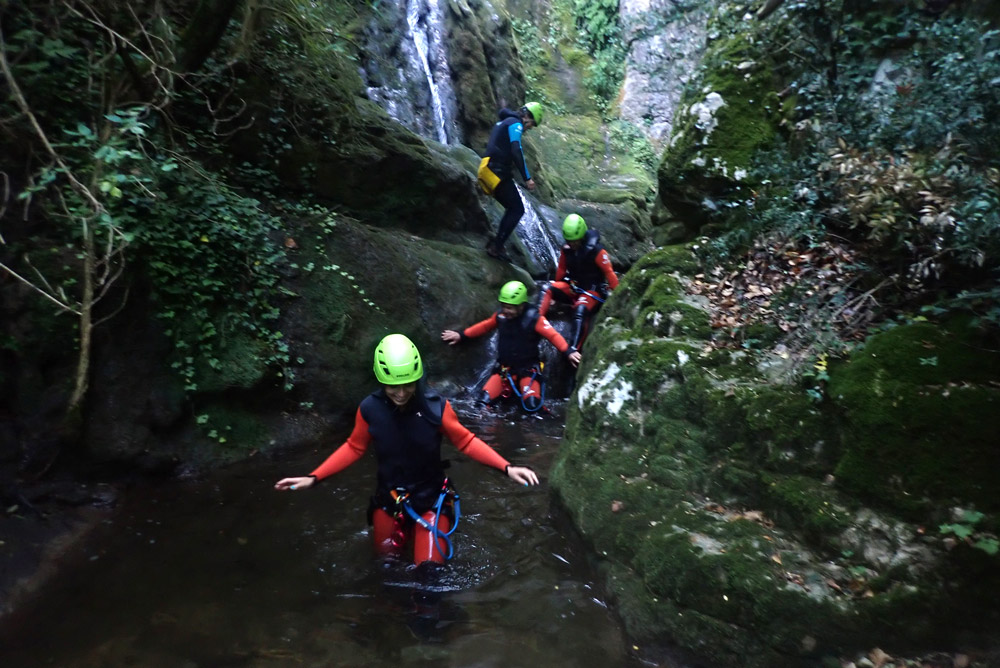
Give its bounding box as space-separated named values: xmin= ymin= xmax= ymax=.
xmin=939 ymin=510 xmax=999 ymax=556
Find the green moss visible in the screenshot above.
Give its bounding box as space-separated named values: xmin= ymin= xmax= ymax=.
xmin=656 ymin=28 xmax=781 ymax=237
xmin=530 ymin=112 xmax=655 ymax=204
xmin=828 ymin=320 xmax=1000 ymax=512
xmin=744 ymin=388 xmax=837 ymax=472
xmin=193 ymin=329 xmax=271 ymax=393
xmin=192 ymin=400 xmax=272 ymax=464
xmin=628 ymin=244 xmax=703 ymax=280
xmin=760 ymin=473 xmax=853 ymax=542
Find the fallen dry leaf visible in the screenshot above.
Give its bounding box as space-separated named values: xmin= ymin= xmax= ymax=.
xmin=611 ymin=500 xmax=625 ymax=513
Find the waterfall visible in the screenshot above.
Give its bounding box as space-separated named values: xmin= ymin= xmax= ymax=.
xmin=514 ymin=186 xmax=561 ymax=270
xmin=406 ymin=0 xmax=454 ymax=144
xmin=363 ymin=0 xmax=459 ymax=144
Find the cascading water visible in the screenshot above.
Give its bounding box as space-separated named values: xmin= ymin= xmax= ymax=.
xmin=406 ymin=0 xmax=454 ymax=144
xmin=514 ymin=186 xmax=561 ymax=271
xmin=363 ymin=0 xmax=459 ymax=144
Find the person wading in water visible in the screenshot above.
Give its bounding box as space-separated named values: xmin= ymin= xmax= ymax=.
xmin=274 ymin=334 xmax=538 ymax=565
xmin=441 ymin=281 xmax=580 ymax=412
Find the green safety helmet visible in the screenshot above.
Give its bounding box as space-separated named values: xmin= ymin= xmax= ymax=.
xmin=498 ymin=280 xmax=529 ymax=305
xmin=373 ymin=333 xmax=423 ymax=385
xmin=562 ymin=213 xmax=587 ymax=241
xmin=523 ymin=101 xmax=544 ymax=126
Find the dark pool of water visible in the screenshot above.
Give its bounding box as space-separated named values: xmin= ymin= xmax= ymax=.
xmin=0 ymin=399 xmax=660 ymax=667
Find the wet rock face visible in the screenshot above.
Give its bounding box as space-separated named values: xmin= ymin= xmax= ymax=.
xmin=360 ymin=0 xmax=462 ymax=145
xmin=619 ymin=0 xmax=710 ymax=151
xmin=444 ymin=0 xmax=527 ymax=151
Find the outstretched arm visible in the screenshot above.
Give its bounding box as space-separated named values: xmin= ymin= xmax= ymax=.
xmin=441 ymin=401 xmax=539 ymax=485
xmin=461 ymin=313 xmax=500 ymax=340
xmin=442 ymin=313 xmax=498 ymax=345
xmin=274 ymin=407 xmax=370 ymax=490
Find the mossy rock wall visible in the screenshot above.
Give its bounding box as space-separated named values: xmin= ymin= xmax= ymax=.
xmin=552 ymin=245 xmax=1000 ymax=666
xmin=77 ymin=208 xmax=531 ymax=468
xmin=445 ymin=0 xmax=528 ymax=151
xmin=223 ymin=40 xmax=489 ymax=240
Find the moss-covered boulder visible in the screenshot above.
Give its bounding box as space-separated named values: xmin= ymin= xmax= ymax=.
xmin=828 ymin=319 xmax=1000 ymax=514
xmin=281 ymin=212 xmax=534 ymax=416
xmin=552 ymin=244 xmax=1000 ymax=667
xmin=652 ymin=12 xmax=781 ymax=244
xmin=79 ymin=206 xmax=532 ymax=468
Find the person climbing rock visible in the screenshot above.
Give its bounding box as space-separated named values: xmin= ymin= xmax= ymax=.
xmin=274 ymin=334 xmax=538 ymax=566
xmin=539 ymin=214 xmax=619 ymax=350
xmin=477 ymin=102 xmax=543 ymax=262
xmin=441 ymin=280 xmax=581 ymax=412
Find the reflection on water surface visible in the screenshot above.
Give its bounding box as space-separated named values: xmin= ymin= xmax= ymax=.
xmin=1 ymin=399 xmax=651 ymax=667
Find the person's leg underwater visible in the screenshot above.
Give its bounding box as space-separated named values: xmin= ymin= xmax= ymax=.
xmin=479 ymin=373 xmax=506 ymax=404
xmin=412 ymin=510 xmax=452 ymax=565
xmin=372 ymin=508 xmax=406 ymax=558
xmin=517 ymin=373 xmax=543 ymax=411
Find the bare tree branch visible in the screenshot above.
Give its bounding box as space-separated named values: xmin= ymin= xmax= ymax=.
xmin=0 ymin=170 xmax=9 ymax=243
xmin=0 ymin=260 xmax=79 ymax=314
xmin=93 ymin=283 xmax=130 ymax=328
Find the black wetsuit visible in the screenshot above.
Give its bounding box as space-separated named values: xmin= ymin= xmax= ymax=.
xmin=484 ymin=108 xmax=531 ymax=249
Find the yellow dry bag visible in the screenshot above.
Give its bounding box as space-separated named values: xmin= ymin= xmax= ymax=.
xmin=477 ymin=157 xmax=501 ymax=196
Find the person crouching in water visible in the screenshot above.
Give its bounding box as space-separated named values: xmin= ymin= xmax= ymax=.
xmin=274 ymin=333 xmax=538 ymax=566
xmin=539 ymin=214 xmax=619 ymax=350
xmin=441 ymin=280 xmax=581 ymax=412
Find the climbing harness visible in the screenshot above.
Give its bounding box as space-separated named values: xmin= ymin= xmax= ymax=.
xmin=390 ymin=480 xmax=461 ymax=561
xmin=570 ymin=281 xmax=606 ymax=304
xmin=501 ymin=364 xmax=547 ymax=413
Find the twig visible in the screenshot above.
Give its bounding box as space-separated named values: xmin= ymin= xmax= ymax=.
xmin=65 ymin=0 xmax=178 ymax=99
xmin=93 ymin=283 xmax=130 ymax=327
xmin=24 ymin=252 xmax=66 ymax=305
xmin=829 ymin=277 xmax=893 ymax=323
xmin=0 ymin=170 xmax=9 ymax=243
xmin=0 ymin=260 xmax=78 ymax=314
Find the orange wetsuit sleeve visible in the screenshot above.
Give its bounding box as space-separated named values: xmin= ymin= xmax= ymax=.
xmin=596 ymin=249 xmax=619 ymax=290
xmin=309 ymin=407 xmax=371 ymax=480
xmin=462 ymin=312 xmax=499 ymax=340
xmin=440 ymin=400 xmax=510 ymax=471
xmin=554 ymin=251 xmax=567 ymax=281
xmin=535 ymin=315 xmax=571 ymax=354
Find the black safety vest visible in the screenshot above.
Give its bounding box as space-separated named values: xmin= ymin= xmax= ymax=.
xmin=563 ymin=229 xmax=605 ymax=290
xmin=360 ymin=390 xmax=446 ymax=507
xmin=496 ymin=306 xmax=542 ymax=371
xmin=485 ymin=109 xmax=526 ymax=180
